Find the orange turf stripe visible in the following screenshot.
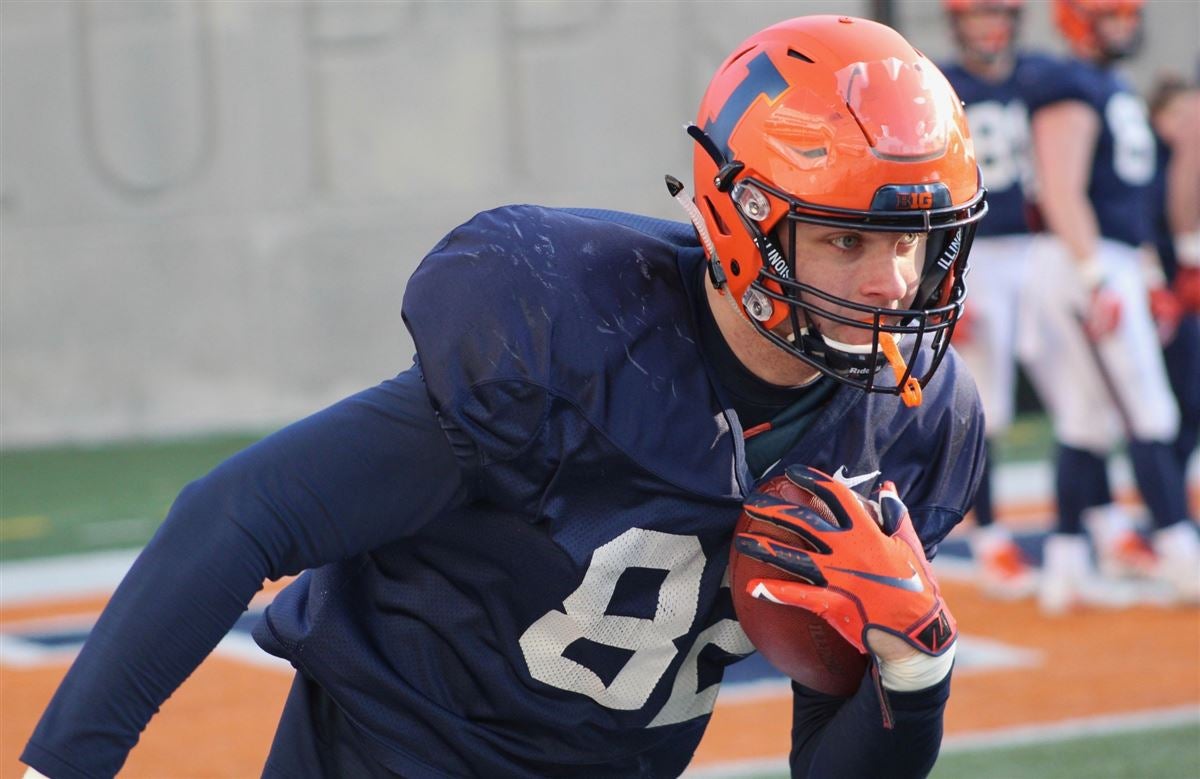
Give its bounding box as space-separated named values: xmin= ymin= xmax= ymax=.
xmin=0 ymin=595 xmax=111 ymax=625
xmin=0 ymin=578 xmax=292 ymax=626
xmin=3 ymin=658 xmax=292 ymax=778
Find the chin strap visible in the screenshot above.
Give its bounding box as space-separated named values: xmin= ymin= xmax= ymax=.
xmin=878 ymin=332 xmax=923 ymax=408
xmin=665 ymin=174 xmax=726 ymax=289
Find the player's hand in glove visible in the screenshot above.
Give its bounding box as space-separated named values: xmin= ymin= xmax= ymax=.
xmin=1175 ymin=266 xmax=1200 ymax=313
xmin=736 ymin=465 xmax=956 ymax=663
xmin=1082 ymin=282 xmax=1122 ymax=341
xmin=1148 ymin=285 xmax=1183 ymax=343
xmin=1170 ymin=224 xmax=1200 ymax=311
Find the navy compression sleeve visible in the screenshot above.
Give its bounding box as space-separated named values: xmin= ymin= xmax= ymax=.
xmin=22 ymin=367 xmax=472 ymax=779
xmin=790 ymin=672 xmax=951 ymax=779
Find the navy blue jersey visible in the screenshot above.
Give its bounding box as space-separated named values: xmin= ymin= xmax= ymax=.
xmin=940 ymin=53 xmax=1057 ymax=237
xmin=1026 ymin=58 xmax=1156 ymax=247
xmin=23 ymin=206 xmax=985 ymax=779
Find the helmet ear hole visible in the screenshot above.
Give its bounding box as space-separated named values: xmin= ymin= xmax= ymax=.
xmin=730 ymin=260 xmax=742 ymax=276
xmin=702 ymin=196 xmax=732 ymax=237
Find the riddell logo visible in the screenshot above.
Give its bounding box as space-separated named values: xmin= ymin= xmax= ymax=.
xmin=897 ymin=192 xmax=933 ymax=209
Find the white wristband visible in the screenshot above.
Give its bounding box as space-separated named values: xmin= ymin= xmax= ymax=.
xmin=1140 ymin=251 xmax=1167 ymax=287
xmin=1175 ymin=231 xmax=1200 ymax=268
xmin=879 ymin=640 xmax=957 ymax=692
xmin=1077 ymin=257 xmax=1106 ymax=290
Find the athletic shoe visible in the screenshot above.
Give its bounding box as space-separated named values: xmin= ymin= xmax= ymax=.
xmin=1085 ymin=504 xmax=1158 ymax=579
xmin=1038 ymin=534 xmax=1144 ymax=616
xmin=1152 ymin=521 xmax=1200 ymax=604
xmin=1098 ymin=529 xmax=1159 ymax=579
xmin=970 ymin=528 xmax=1036 ymax=599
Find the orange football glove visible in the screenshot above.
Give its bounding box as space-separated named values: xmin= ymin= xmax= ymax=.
xmin=1082 ymin=283 xmax=1122 ymax=341
xmin=1148 ymin=286 xmax=1183 ymax=343
xmin=1174 ymin=266 xmax=1200 ymax=313
xmin=735 ymin=465 xmax=956 ymax=658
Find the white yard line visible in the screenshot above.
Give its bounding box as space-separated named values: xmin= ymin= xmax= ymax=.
xmin=0 ymin=548 xmax=139 ymax=604
xmin=683 ymin=756 xmax=789 ymax=778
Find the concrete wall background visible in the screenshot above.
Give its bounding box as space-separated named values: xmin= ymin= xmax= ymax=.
xmin=3 ymin=0 xmax=1197 ymax=446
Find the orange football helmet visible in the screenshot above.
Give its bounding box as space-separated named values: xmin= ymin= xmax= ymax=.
xmin=683 ymin=16 xmax=986 ymax=399
xmin=943 ymin=0 xmax=1022 ymax=8
xmin=1054 ymin=0 xmax=1145 ymax=61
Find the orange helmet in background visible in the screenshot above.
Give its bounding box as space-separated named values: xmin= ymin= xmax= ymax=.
xmin=942 ymin=0 xmax=1022 ymax=11
xmin=681 ymin=16 xmax=987 ymax=398
xmin=1054 ymin=0 xmax=1145 ymax=61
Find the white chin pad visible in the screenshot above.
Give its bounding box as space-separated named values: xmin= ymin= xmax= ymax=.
xmin=798 ymin=327 xmax=879 ymax=354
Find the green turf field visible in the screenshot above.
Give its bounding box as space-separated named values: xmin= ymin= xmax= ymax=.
xmin=749 ymin=723 xmax=1200 ymax=779
xmin=931 ymin=724 xmax=1200 ymax=779
xmin=0 ymin=414 xmax=1059 ymax=563
xmin=0 ymin=433 xmax=264 ymax=561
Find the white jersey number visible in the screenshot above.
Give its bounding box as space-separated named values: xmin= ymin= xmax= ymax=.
xmin=1104 ymin=92 xmax=1155 ymax=186
xmin=965 ymin=99 xmax=1031 ymax=194
xmin=518 ymin=528 xmax=754 ymax=727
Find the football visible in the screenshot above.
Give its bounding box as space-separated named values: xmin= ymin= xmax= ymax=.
xmin=729 ymin=473 xmax=868 ymax=696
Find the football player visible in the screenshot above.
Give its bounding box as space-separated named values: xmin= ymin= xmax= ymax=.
xmin=1148 ymin=75 xmax=1200 ymax=508
xmin=1022 ymin=0 xmax=1199 ymax=612
xmin=939 ymin=0 xmax=1051 ymax=599
xmin=21 ymin=16 xmax=987 ymax=779
xmin=1155 ymin=77 xmax=1200 ymax=316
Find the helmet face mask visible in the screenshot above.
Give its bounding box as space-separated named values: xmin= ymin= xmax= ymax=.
xmin=732 ymin=176 xmax=980 ymax=394
xmin=688 ymin=16 xmax=987 ymax=401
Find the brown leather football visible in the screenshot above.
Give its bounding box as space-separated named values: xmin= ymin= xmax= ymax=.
xmin=729 ymin=474 xmax=868 ymax=696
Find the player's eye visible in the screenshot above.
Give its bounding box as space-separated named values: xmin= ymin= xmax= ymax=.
xmin=897 ymin=232 xmax=920 ymax=247
xmin=830 ymin=234 xmax=861 ymax=250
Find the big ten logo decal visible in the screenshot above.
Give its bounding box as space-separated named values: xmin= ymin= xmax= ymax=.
xmin=896 ymin=192 xmax=934 ymax=209
xmin=518 ymin=528 xmax=754 ymax=727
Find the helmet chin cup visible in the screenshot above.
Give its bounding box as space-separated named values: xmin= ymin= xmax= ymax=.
xmin=742 ymin=287 xmax=775 ymax=322
xmin=798 ymin=328 xmax=883 ymax=380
